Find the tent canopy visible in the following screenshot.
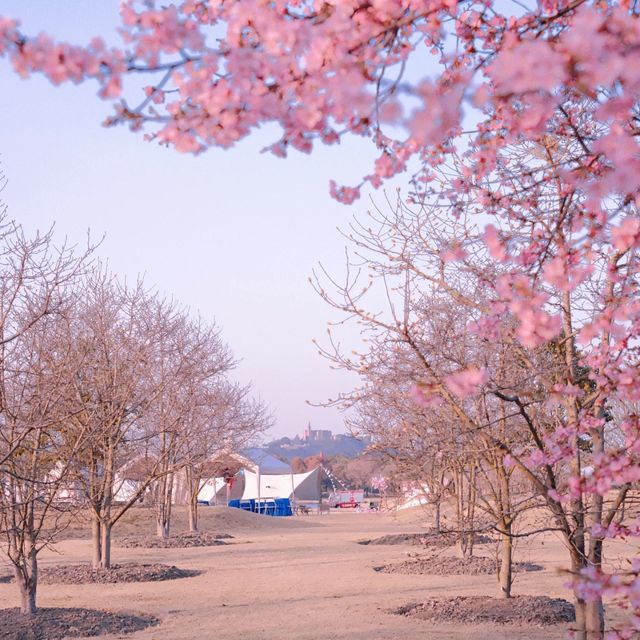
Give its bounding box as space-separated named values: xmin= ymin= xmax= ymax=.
xmin=196 ymin=449 xmax=324 ymax=504
xmin=240 ymin=448 xmax=292 ymax=475
xmin=206 ymin=448 xmax=292 ymax=476
xmin=241 ymin=467 xmax=321 ymax=501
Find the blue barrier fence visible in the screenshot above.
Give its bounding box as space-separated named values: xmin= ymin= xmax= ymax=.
xmin=228 ymin=498 xmax=292 ymax=516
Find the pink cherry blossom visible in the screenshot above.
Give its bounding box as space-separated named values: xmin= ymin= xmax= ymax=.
xmin=444 ymin=367 xmax=489 ymax=397
xmin=611 ymin=217 xmax=640 ymax=252
xmin=487 ymin=39 xmax=567 ymax=96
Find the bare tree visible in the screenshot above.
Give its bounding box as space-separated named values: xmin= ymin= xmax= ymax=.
xmin=62 ymin=269 xmax=171 ymax=569
xmin=0 ymin=219 xmax=92 ymax=614
xmin=148 ymin=314 xmax=235 ymax=539
xmin=315 ymin=188 xmax=635 ymax=624
xmin=312 ymin=200 xmax=560 ymax=598
xmin=181 ymin=381 xmax=271 ymax=532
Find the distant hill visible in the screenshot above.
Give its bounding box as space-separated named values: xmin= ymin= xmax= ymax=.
xmin=263 ymin=434 xmax=368 ymax=461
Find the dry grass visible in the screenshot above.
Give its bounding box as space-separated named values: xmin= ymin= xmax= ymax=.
xmin=0 ymin=506 xmax=634 ymax=639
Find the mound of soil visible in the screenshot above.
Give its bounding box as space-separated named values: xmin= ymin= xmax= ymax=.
xmin=58 ymin=506 xmax=317 ymax=541
xmin=395 ymin=595 xmax=574 ymax=626
xmin=359 ymin=532 xmax=455 ymax=547
xmin=375 ymin=556 xmax=543 ymax=576
xmin=359 ymin=532 xmax=491 ymax=548
xmin=39 ymin=563 xmax=200 ymax=585
xmin=117 ymin=531 xmax=233 ymax=548
xmin=0 ymin=607 xmax=158 ymax=639
xmin=204 ymin=506 xmax=317 ymax=531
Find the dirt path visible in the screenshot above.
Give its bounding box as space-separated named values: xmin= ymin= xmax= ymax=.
xmin=0 ymin=508 xmax=622 ymax=639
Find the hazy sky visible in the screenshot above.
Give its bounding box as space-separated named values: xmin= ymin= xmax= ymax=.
xmin=0 ymin=1 xmax=396 ymax=439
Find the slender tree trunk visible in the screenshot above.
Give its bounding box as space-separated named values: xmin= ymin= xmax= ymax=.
xmin=89 ymin=454 xmax=103 ymax=569
xmin=188 ymin=498 xmax=198 ymax=532
xmin=91 ymin=516 xmax=102 ymax=570
xmin=571 ymin=549 xmax=588 ymax=640
xmin=467 ymin=466 xmax=476 ymax=558
xmin=155 ymin=472 xmax=174 ymax=538
xmin=185 ymin=467 xmax=199 ymax=532
xmin=454 ymin=466 xmax=474 ymax=559
xmin=433 ymin=499 xmax=441 ymax=533
xmin=155 ymin=495 xmax=165 ymax=538
xmin=16 ymin=570 xmax=37 ymax=615
xmin=14 ymin=542 xmax=38 ymax=615
xmin=454 ymin=467 xmax=466 ymax=558
xmin=99 ymin=445 xmax=115 ymax=569
xmin=100 ymin=520 xmax=112 ymax=569
xmin=585 ymin=426 xmax=605 ymax=637
xmin=584 ymin=601 xmax=604 ymax=640
xmin=497 ymin=455 xmax=513 ymax=598
xmin=165 ymin=493 xmax=173 ymax=538
xmin=561 ymin=291 xmax=601 ymax=639
xmin=584 ymin=528 xmax=605 ymax=637
xmin=498 ymin=527 xmax=512 ymax=599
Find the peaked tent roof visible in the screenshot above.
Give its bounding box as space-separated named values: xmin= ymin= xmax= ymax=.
xmin=205 ymin=448 xmax=291 ymax=475
xmin=239 ymin=448 xmax=292 ymax=475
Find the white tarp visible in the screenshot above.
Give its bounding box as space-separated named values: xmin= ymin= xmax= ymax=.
xmin=197 ymin=477 xmax=223 ymax=503
xmin=241 ymin=467 xmax=321 ymax=501
xmin=113 ymin=478 xmax=142 ymax=503
xmin=198 ymin=474 xmax=245 ymax=503
xmin=241 ymin=448 xmax=292 ymax=474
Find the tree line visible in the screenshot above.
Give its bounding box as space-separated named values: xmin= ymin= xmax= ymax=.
xmin=314 ymin=184 xmax=636 ymax=632
xmin=0 ymin=216 xmax=270 ymax=615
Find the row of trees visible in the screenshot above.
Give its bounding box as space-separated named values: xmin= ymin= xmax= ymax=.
xmin=314 ymin=180 xmax=636 ymax=635
xmin=0 ymin=217 xmax=269 ymax=615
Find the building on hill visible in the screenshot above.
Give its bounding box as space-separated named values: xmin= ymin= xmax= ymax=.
xmin=303 ymin=422 xmax=332 ymax=442
xmin=264 ymin=427 xmax=370 ymax=461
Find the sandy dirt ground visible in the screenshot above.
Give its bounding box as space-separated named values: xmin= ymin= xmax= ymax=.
xmin=0 ymin=506 xmax=632 ymax=639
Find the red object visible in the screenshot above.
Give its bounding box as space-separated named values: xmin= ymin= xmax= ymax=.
xmin=332 ymin=490 xmax=364 ymax=508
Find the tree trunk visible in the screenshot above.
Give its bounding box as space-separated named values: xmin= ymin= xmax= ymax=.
xmin=433 ymin=499 xmax=441 ymax=533
xmin=165 ymin=493 xmax=172 ymax=538
xmin=496 ymin=454 xmax=513 ymax=598
xmin=561 ymin=291 xmax=601 ymax=639
xmin=465 ymin=465 xmax=477 ymax=559
xmin=185 ymin=467 xmax=199 ymax=532
xmin=574 ymin=597 xmax=587 ymax=640
xmin=570 ymin=548 xmax=605 ymax=640
xmin=155 ymin=473 xmax=173 ymax=539
xmin=17 ymin=576 xmax=37 ymax=616
xmin=91 ymin=517 xmax=102 ymax=570
xmin=100 ymin=446 xmax=115 ymax=569
xmin=156 ymin=509 xmax=170 ymax=538
xmin=188 ymin=495 xmax=198 ymax=532
xmin=585 ymin=601 xmax=604 ymax=640
xmin=15 ymin=550 xmax=38 ymax=615
xmin=584 ymin=425 xmax=605 ymax=638
xmin=570 ymin=598 xmax=604 ymax=640
xmin=497 ymin=528 xmax=512 ymax=598
xmin=456 ymin=466 xmax=476 ymax=559
xmin=100 ymin=521 xmax=112 ymax=569
xmin=454 ymin=467 xmax=467 ymax=558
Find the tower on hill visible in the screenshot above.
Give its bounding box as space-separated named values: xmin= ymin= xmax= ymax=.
xmin=302 ymin=422 xmax=332 ymax=442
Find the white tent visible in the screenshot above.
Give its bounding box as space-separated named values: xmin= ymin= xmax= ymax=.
xmin=194 ymin=449 xmax=322 ymax=506
xmin=242 ymin=467 xmax=321 ymax=502
xmin=111 ymin=454 xmax=156 ymax=504
xmin=197 ymin=475 xmax=243 ymax=503
xmin=113 ymin=478 xmax=143 ymax=503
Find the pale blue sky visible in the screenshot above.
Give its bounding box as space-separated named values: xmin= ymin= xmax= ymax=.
xmin=0 ymin=1 xmax=401 ymax=438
